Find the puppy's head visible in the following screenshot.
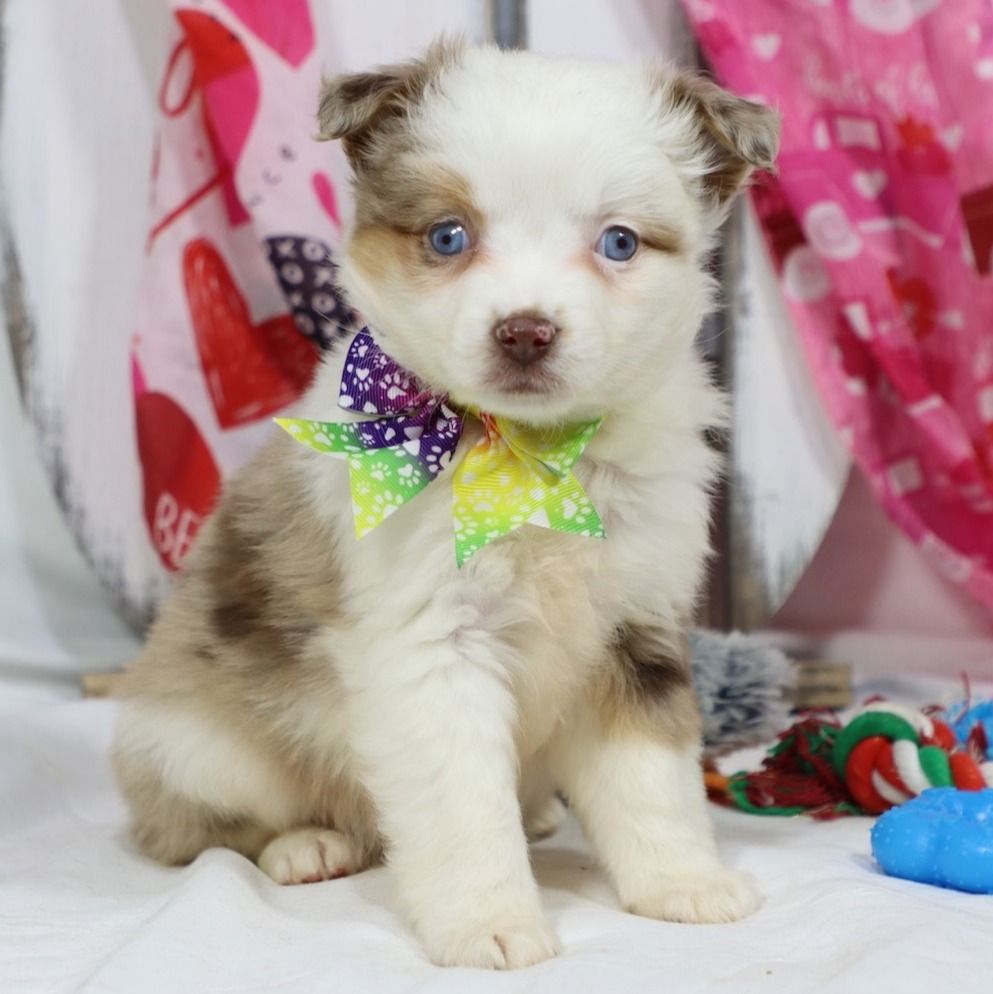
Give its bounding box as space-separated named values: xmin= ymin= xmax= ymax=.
xmin=320 ymin=39 xmax=778 ymax=424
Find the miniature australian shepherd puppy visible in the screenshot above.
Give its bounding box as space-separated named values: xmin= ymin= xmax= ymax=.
xmin=113 ymin=38 xmax=779 ymax=969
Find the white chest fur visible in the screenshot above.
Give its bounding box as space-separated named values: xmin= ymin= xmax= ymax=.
xmin=294 ymin=352 xmax=717 ymax=759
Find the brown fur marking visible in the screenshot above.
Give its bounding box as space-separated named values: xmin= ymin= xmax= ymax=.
xmin=350 ymin=161 xmax=483 ymax=285
xmin=662 ymin=70 xmax=780 ymax=203
xmin=205 ymin=500 xmax=321 ymax=660
xmin=317 ymin=37 xmax=464 ymax=171
xmin=638 ymin=218 xmax=683 ymax=255
xmin=114 ymin=438 xmax=384 ymax=870
xmin=594 ymin=623 xmax=701 ymax=745
xmin=357 ymin=162 xmax=480 ymax=236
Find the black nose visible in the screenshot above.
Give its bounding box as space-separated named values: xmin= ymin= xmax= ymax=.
xmin=491 ymin=313 xmax=558 ymax=366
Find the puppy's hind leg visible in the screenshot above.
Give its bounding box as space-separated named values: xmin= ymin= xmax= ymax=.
xmin=520 ymin=757 xmax=567 ymax=843
xmin=112 ymin=701 xmax=297 ymax=868
xmin=120 ymin=774 xmax=275 ymax=867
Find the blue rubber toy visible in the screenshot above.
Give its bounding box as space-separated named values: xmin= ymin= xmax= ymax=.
xmin=945 ymin=701 xmax=993 ymax=760
xmin=871 ymin=788 xmax=993 ymax=894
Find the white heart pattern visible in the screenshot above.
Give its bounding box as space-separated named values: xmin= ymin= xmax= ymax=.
xmin=941 ymin=123 xmax=965 ymax=150
xmin=853 ymin=169 xmax=888 ymax=198
xmin=753 ymin=33 xmax=782 ymax=60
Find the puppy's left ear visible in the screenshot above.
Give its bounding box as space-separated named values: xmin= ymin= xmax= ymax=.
xmin=660 ymin=69 xmax=781 ymax=208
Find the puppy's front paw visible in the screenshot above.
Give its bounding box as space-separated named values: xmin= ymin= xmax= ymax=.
xmin=257 ymin=827 xmax=360 ymax=885
xmin=420 ymin=913 xmax=560 ymax=969
xmin=626 ymin=869 xmax=760 ymax=924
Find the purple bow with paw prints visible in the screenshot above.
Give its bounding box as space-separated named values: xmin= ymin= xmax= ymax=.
xmin=276 ymin=331 xmax=463 ymax=534
xmin=337 ymin=330 xmax=463 ymax=456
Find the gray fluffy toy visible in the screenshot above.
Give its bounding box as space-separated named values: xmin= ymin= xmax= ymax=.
xmin=689 ymin=630 xmax=794 ymax=755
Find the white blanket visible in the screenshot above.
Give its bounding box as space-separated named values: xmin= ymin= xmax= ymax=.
xmin=2 ymin=688 xmax=991 ymax=994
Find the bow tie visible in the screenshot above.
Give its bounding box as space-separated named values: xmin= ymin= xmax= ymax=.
xmin=276 ymin=330 xmax=604 ymax=566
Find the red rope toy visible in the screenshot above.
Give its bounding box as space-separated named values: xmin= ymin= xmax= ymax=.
xmin=706 ymin=701 xmax=993 ymax=819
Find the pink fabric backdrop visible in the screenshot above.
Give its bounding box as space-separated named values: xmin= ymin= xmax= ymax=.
xmin=684 ymin=0 xmax=993 ymax=612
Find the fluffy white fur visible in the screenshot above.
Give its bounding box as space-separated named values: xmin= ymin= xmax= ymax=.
xmin=113 ymin=43 xmax=778 ymax=970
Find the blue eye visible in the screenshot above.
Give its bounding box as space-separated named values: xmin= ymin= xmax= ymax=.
xmin=596 ymin=225 xmax=638 ymax=262
xmin=428 ymin=221 xmax=469 ymax=256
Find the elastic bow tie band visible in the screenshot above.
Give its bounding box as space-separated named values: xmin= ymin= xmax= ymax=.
xmin=276 ymin=330 xmax=605 ymax=566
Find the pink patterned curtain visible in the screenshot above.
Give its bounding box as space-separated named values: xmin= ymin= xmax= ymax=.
xmin=683 ymin=0 xmax=993 ymax=610
xmin=133 ymin=1 xmax=354 ymax=573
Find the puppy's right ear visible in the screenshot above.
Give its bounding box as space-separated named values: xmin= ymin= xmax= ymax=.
xmin=317 ymin=37 xmax=464 ymax=170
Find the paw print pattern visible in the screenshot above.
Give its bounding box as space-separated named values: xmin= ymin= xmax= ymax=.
xmin=275 ymin=407 xmax=459 ymax=531
xmin=276 ymin=331 xmax=605 ymax=564
xmin=338 ymin=332 xmax=429 ymax=413
xmin=274 ymin=333 xmax=465 ymax=535
xmin=452 ymin=415 xmax=605 ymax=567
xmin=331 ymin=332 xmax=461 ymax=481
xmin=347 ymin=449 xmax=427 ymax=533
xmin=265 ymin=235 xmax=357 ymax=349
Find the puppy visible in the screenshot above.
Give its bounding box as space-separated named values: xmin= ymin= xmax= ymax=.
xmin=113 ymin=39 xmax=779 ymax=969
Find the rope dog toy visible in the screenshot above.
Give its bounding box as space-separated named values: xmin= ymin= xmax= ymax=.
xmin=711 ymin=699 xmax=993 ymax=819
